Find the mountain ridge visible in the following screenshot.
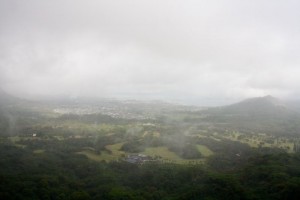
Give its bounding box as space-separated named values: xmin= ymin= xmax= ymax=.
xmin=206 ymin=95 xmax=292 ymax=116
xmin=200 ymin=95 xmax=300 ymax=135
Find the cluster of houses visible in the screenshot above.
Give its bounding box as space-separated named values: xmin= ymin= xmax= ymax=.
xmin=53 ymin=105 xmax=153 ymax=120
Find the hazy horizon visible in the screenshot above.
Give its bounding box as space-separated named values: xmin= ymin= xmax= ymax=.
xmin=1 ymin=0 xmax=300 ymax=106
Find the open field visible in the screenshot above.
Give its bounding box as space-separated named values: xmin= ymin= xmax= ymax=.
xmin=33 ymin=149 xmax=45 ymax=154
xmin=143 ymin=146 xmax=205 ymax=164
xmin=78 ymin=150 xmax=105 ymax=162
xmin=106 ymin=142 xmax=125 ymax=156
xmin=213 ymin=132 xmax=295 ymax=153
xmin=78 ymin=142 xmax=126 ymax=162
xmin=197 ymin=144 xmax=214 ymax=157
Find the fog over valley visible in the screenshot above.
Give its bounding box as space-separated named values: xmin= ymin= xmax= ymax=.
xmin=2 ymin=1 xmax=300 ymax=200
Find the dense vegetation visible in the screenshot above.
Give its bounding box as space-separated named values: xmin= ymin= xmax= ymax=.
xmin=1 ymin=140 xmax=300 ymax=200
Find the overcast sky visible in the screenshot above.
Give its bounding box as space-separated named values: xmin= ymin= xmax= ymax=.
xmin=1 ymin=0 xmax=300 ymax=105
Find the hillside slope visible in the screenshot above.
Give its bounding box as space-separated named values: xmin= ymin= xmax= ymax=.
xmin=201 ymin=96 xmax=300 ymax=135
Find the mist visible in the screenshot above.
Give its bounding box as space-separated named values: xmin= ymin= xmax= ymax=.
xmin=1 ymin=0 xmax=300 ymax=106
xmin=2 ymin=2 xmax=300 ymax=198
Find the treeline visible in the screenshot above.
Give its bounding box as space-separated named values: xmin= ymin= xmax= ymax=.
xmin=1 ymin=142 xmax=300 ymax=199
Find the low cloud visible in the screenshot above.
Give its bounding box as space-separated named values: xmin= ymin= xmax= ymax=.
xmin=1 ymin=0 xmax=300 ymax=105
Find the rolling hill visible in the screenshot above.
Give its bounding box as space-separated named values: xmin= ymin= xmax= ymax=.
xmin=0 ymin=89 xmax=26 ymax=106
xmin=201 ymin=96 xmax=300 ymax=135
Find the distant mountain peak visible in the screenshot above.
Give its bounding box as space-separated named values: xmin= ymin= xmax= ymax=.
xmin=264 ymin=95 xmax=274 ymax=98
xmin=203 ymin=95 xmax=300 ymax=136
xmin=262 ymin=95 xmax=277 ymax=101
xmin=241 ymin=95 xmax=283 ymax=107
xmin=0 ymin=89 xmax=23 ymax=106
xmin=245 ymin=95 xmax=277 ymax=101
xmin=206 ymin=95 xmax=289 ymax=116
xmin=260 ymin=95 xmax=279 ymax=101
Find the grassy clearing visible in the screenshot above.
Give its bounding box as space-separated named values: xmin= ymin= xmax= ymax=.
xmin=59 ymin=122 xmax=125 ymax=135
xmin=153 ymin=131 xmax=160 ymax=137
xmin=142 ymin=146 xmax=204 ymax=164
xmin=142 ymin=131 xmax=161 ymax=138
xmin=80 ymin=144 xmax=206 ymax=164
xmin=78 ymin=150 xmax=121 ymax=162
xmin=78 ymin=142 xmax=126 ymax=162
xmin=142 ymin=131 xmax=149 ymax=138
xmin=15 ymin=144 xmax=26 ymax=148
xmin=78 ymin=151 xmax=104 ymax=162
xmin=33 ymin=149 xmax=45 ymax=154
xmin=95 ymin=151 xmax=123 ymax=161
xmin=53 ymin=136 xmax=64 ymax=140
xmin=9 ymin=136 xmax=21 ymax=143
xmin=8 ymin=136 xmax=26 ymax=148
xmin=208 ymin=132 xmax=295 ymax=152
xmin=197 ymin=145 xmax=214 ymax=157
xmin=143 ymin=147 xmax=182 ymax=160
xmin=106 ymin=142 xmax=125 ymax=157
